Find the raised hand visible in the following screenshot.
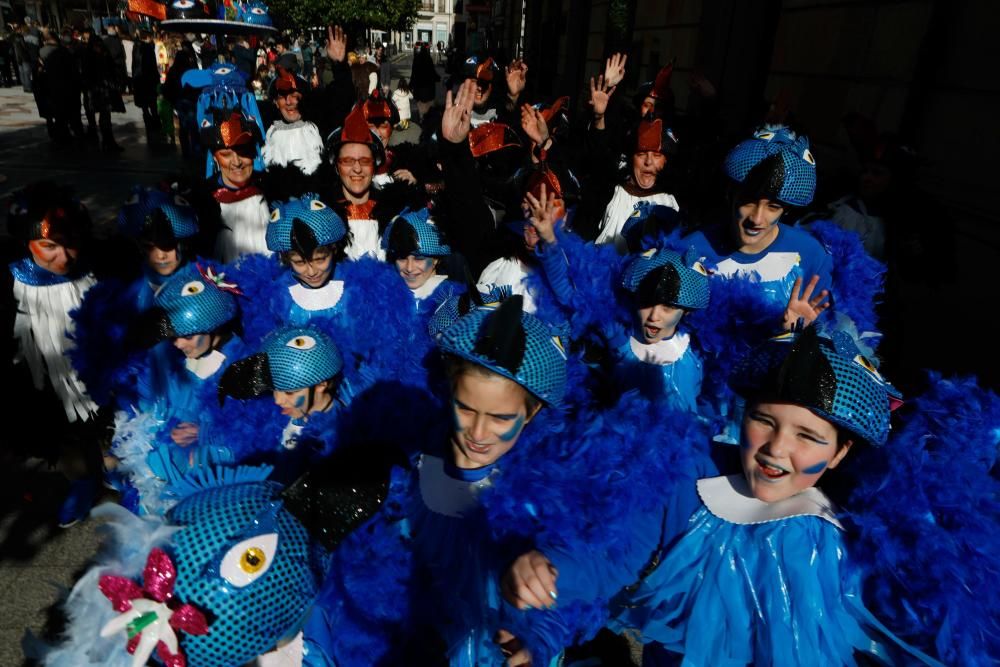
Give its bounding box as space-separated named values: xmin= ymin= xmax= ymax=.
xmin=603 ymin=52 xmax=628 ymax=88
xmin=501 ymin=549 xmax=558 ymax=610
xmin=441 ymin=78 xmax=477 ymax=144
xmin=588 ymin=74 xmax=616 ymax=119
xmin=506 ymin=58 xmax=528 ymax=98
xmin=782 ymin=274 xmax=831 ymax=331
xmin=525 ymin=184 xmax=558 ymax=244
xmin=326 ymin=25 xmax=346 ymax=63
xmin=520 ymin=103 xmax=550 ymax=147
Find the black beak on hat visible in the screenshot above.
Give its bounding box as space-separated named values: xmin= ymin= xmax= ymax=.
xmin=636 ymin=263 xmax=681 ymax=309
xmin=142 ymin=209 xmax=179 ymax=250
xmin=127 ymin=307 xmax=177 ymax=350
xmin=473 ymin=294 xmax=526 ymax=375
xmin=386 ymin=218 xmax=418 ymax=262
xmin=217 ymin=352 xmax=273 ymax=405
xmin=739 ymin=153 xmax=786 ymax=205
xmin=281 ymin=439 xmax=404 ymax=551
xmin=774 ymin=327 xmax=836 ymax=413
xmin=290 ymin=218 xmax=319 ymax=259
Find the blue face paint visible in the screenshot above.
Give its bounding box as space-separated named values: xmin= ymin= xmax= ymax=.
xmin=802 ymin=460 xmax=828 ymax=475
xmin=422 ymin=258 xmax=435 ymax=271
xmin=293 ymin=394 xmax=306 ymax=409
xmin=498 ymin=414 xmax=525 ymax=442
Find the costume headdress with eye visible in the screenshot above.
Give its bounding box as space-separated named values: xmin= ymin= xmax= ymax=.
xmin=464 ymin=55 xmax=499 ymax=83
xmin=438 ymin=295 xmax=568 ymax=406
xmin=325 ymin=104 xmax=387 ymax=167
xmin=469 ymin=122 xmax=522 ymax=158
xmin=361 ymin=88 xmax=399 ymax=129
xmin=632 ymin=117 xmax=678 ymax=156
xmin=118 ymin=186 xmax=199 ymax=250
xmin=621 ymin=246 xmax=711 ymax=311
xmin=132 ymin=263 xmax=240 ymax=343
xmin=266 ymin=193 xmax=346 ymax=257
xmin=235 ymin=0 xmax=272 ymax=25
xmin=7 ymin=182 xmax=91 ymax=249
xmin=382 ymin=207 xmax=451 ymax=261
xmin=166 ymin=0 xmax=209 ymax=20
xmin=218 ymin=325 xmax=344 ymax=402
xmin=267 ymin=67 xmax=310 ymax=100
xmin=724 ymin=125 xmax=817 ymax=207
xmin=730 ymin=326 xmax=903 ymax=446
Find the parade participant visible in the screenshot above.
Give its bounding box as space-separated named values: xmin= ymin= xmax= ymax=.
xmin=530 ymin=186 xmax=709 ymax=410
xmin=261 ymin=67 xmax=324 ymax=178
xmin=325 ymin=104 xmax=421 ymax=261
xmin=634 ymin=61 xmax=674 ymax=122
xmin=218 ymin=325 xmax=349 ymax=475
xmin=305 ymin=295 xmax=569 ymax=666
xmin=683 ymin=125 xmax=831 ymax=313
xmin=592 ymin=115 xmax=680 ymax=253
xmin=360 ymin=88 xmax=427 ymax=188
xmin=202 ymin=108 xmax=271 ymax=262
xmin=497 ymin=327 xmax=951 ymax=667
xmin=6 ymin=183 xmax=102 ymax=526
xmin=383 ymin=208 xmax=461 ymax=312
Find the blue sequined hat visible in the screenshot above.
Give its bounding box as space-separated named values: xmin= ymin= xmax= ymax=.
xmin=723 ymin=125 xmax=817 ymax=207
xmin=118 ymin=186 xmax=199 ymax=244
xmin=438 ymin=295 xmax=567 ymax=405
xmin=153 ymin=263 xmax=239 ymax=337
xmin=219 ymin=325 xmax=343 ymax=401
xmin=236 ymin=0 xmax=272 ymax=25
xmin=730 ymin=327 xmax=902 ymax=446
xmin=621 ymin=247 xmax=711 ymax=311
xmin=620 ymin=201 xmax=681 ymax=254
xmin=383 ymin=208 xmax=451 ymax=260
xmin=427 ymin=285 xmax=510 ymax=340
xmin=266 ymin=194 xmax=347 ymax=255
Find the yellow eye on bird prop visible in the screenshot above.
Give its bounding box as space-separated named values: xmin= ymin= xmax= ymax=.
xmin=803 ymin=149 xmax=815 ymax=165
xmin=286 ymin=335 xmax=317 ymax=350
xmin=270 ymin=208 xmax=281 ymax=222
xmin=220 ymin=533 xmax=278 ymax=587
xmin=853 ymin=354 xmax=884 ymax=382
xmin=691 ymin=261 xmax=708 ymax=276
xmin=181 ymin=281 xmax=205 ymax=296
xmin=756 ymin=131 xmax=775 ymax=141
xmin=309 ymin=200 xmax=328 ymax=210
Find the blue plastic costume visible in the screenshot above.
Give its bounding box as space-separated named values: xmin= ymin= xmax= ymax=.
xmin=304 ymin=297 xmax=574 ymax=666
xmin=532 ymin=227 xmax=707 ymax=412
xmin=682 ymin=125 xmax=830 ymax=308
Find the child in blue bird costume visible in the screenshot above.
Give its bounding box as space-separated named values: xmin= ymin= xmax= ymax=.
xmin=383 ymin=207 xmax=467 ymax=316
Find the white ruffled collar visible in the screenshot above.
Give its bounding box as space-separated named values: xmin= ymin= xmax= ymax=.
xmin=697 ymin=474 xmax=842 ymax=529
xmin=288 ymin=279 xmax=345 ymax=312
xmin=629 ymin=332 xmax=690 ymax=365
xmin=185 ymin=349 xmax=227 ymax=380
xmin=411 ymin=274 xmax=448 ymax=300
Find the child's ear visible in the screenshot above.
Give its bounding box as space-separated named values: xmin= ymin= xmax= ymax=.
xmin=827 ymin=439 xmax=854 ymax=470
xmin=524 ymin=402 xmax=543 ymax=424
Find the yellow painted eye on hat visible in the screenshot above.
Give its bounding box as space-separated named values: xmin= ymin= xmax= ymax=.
xmin=181 ymin=280 xmax=205 ymax=296
xmin=692 ymin=261 xmax=708 ymax=276
xmin=309 ymin=200 xmax=328 ymax=210
xmin=219 ymin=533 xmax=278 ymax=587
xmin=251 ymin=6 xmax=265 ymax=14
xmin=215 ymin=67 xmax=233 ymax=76
xmin=803 ymin=149 xmax=816 ymax=165
xmin=269 ymin=208 xmax=281 ymax=222
xmin=757 ymin=131 xmax=775 ymax=141
xmin=641 ymin=248 xmax=658 ymax=258
xmin=286 ymin=335 xmax=317 ymax=350
xmin=853 ymin=354 xmax=884 ymax=381
xmin=551 ymin=335 xmax=567 ymax=359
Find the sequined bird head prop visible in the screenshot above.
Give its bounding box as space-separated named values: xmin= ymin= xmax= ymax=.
xmin=235 ymin=0 xmax=271 ymax=25
xmin=117 ymin=186 xmax=199 ymax=252
xmin=730 ymin=326 xmax=903 ymax=446
xmin=724 ymin=125 xmax=817 ymax=208
xmin=382 ymin=207 xmax=451 ymax=262
xmin=438 ymin=295 xmax=568 ymax=406
xmin=130 ymin=262 xmax=240 ymax=347
xmin=94 ymin=462 xmax=393 ymax=666
xmin=218 ymin=325 xmax=344 ymax=403
xmin=621 ymin=246 xmax=710 ymax=311
xmin=266 ymin=193 xmax=347 ymax=256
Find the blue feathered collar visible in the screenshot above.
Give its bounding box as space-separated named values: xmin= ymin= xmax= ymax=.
xmin=9 ymin=257 xmax=88 ymax=286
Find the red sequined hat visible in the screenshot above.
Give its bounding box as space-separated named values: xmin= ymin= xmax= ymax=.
xmin=201 ymin=110 xmax=262 ymax=152
xmin=477 ymin=57 xmax=496 ymax=81
xmin=634 ymin=118 xmax=678 ymax=155
xmin=325 ymin=104 xmax=386 ymax=166
xmin=650 ymin=62 xmax=674 ymax=100
xmin=362 ymin=89 xmax=395 ymax=123
xmin=469 ymin=123 xmax=521 ymax=158
xmin=525 ymin=164 xmax=563 ymax=200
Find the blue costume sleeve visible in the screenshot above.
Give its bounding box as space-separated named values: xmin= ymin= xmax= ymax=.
xmin=534 ymin=237 xmax=574 ymax=307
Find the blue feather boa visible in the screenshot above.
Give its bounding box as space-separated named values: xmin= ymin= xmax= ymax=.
xmin=807 ymin=220 xmax=885 ymax=334
xmin=844 ymin=373 xmax=1000 ymax=664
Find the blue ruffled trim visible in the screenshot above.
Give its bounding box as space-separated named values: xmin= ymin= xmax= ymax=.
xmin=9 ymin=257 xmax=81 ymax=286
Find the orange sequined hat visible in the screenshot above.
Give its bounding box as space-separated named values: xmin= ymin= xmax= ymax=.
xmin=634 ymin=118 xmax=678 ymax=155
xmin=476 ymin=57 xmax=496 ymax=81
xmin=650 ymin=62 xmax=674 ymax=100
xmin=524 ymin=164 xmax=563 ymax=201
xmin=538 ymin=96 xmax=569 ymax=127
xmin=269 ymin=68 xmax=309 ymax=98
xmin=362 ymin=89 xmax=395 ymax=123
xmin=201 ymin=109 xmax=262 ymax=152
xmin=469 ymin=123 xmax=522 ymax=158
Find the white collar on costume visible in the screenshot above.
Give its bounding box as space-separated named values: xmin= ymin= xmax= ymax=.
xmin=185 ymin=348 xmax=227 ymax=380
xmin=629 ymin=332 xmax=690 ymax=365
xmin=288 ymin=279 xmax=345 ymax=311
xmin=411 ymin=273 xmax=447 ymax=300
xmin=715 ymin=251 xmax=802 ymax=282
xmin=697 ymin=474 xmax=843 ymax=529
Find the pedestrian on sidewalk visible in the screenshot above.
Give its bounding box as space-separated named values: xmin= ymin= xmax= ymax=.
xmin=132 ymin=29 xmax=163 ymax=146
xmin=81 ymin=33 xmax=124 ymax=152
xmin=409 ymin=43 xmax=439 ymax=122
xmin=393 ymin=77 xmax=413 ymax=130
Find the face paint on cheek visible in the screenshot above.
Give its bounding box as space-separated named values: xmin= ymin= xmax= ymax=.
xmin=293 ymin=395 xmax=306 ymax=409
xmin=498 ymin=414 xmax=525 ymax=442
xmin=802 ymin=460 xmax=828 ymax=475
xmin=422 ymin=258 xmax=434 ymax=271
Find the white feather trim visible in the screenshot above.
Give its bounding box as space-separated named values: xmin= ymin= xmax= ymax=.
xmin=215 ymin=195 xmax=273 ymax=263
xmin=12 ymin=274 xmax=98 ymax=422
xmin=263 ymin=121 xmax=323 ymax=175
